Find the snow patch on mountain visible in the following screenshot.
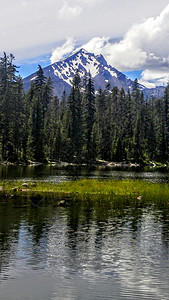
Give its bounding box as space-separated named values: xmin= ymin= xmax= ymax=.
xmin=51 ymin=48 xmax=101 ymax=81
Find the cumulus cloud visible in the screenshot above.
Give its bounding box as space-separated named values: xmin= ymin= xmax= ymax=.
xmin=79 ymin=37 xmax=147 ymax=70
xmin=80 ymin=37 xmax=109 ymax=54
xmin=50 ymin=37 xmax=75 ymax=64
xmin=58 ymin=1 xmax=82 ymax=20
xmin=50 ymin=36 xmax=109 ymax=64
xmin=1 ymin=0 xmax=168 ymax=64
xmin=73 ymin=3 xmax=169 ymax=87
xmin=108 ymin=3 xmax=169 ymax=69
xmin=50 ymin=2 xmax=169 ymax=86
xmin=139 ymin=68 xmax=169 ymax=87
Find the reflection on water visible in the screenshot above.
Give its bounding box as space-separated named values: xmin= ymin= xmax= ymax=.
xmin=0 ymin=164 xmax=169 ymax=183
xmin=0 ymin=199 xmax=169 ymax=300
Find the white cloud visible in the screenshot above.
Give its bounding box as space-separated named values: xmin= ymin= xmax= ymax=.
xmin=0 ymin=0 xmax=168 ymax=62
xmin=1 ymin=0 xmax=169 ymax=84
xmin=71 ymin=3 xmax=169 ymax=86
xmin=58 ymin=1 xmax=82 ymax=20
xmin=80 ymin=37 xmax=148 ymax=70
xmin=76 ymin=0 xmax=102 ymax=6
xmin=50 ymin=36 xmax=109 ymax=64
xmin=0 ymin=0 xmax=168 ymax=59
xmin=97 ymin=3 xmax=169 ymax=70
xmin=50 ymin=37 xmax=75 ymax=64
xmin=22 ymin=1 xmax=27 ymax=7
xmin=139 ymin=68 xmax=169 ymax=87
xmin=138 ymin=80 xmax=156 ymax=89
xmin=80 ymin=37 xmax=109 ymax=54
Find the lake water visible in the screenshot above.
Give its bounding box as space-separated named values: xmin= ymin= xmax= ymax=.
xmin=0 ymin=164 xmax=169 ymax=183
xmin=0 ymin=165 xmax=169 ymax=299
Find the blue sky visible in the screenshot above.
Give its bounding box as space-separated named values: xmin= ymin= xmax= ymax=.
xmin=123 ymin=71 xmax=143 ymax=82
xmin=18 ymin=55 xmax=50 ymax=78
xmin=1 ymin=0 xmax=169 ymax=87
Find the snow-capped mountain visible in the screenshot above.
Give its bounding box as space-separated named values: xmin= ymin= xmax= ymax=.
xmin=23 ymin=48 xmax=165 ymax=99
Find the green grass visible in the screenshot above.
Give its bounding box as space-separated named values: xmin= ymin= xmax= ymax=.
xmin=0 ymin=179 xmax=169 ymax=208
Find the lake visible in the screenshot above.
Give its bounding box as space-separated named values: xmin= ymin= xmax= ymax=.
xmin=0 ymin=165 xmax=169 ymax=299
xmin=0 ymin=164 xmax=169 ymax=183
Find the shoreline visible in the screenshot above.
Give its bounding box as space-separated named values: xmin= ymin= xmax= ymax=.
xmin=0 ymin=160 xmax=168 ymax=169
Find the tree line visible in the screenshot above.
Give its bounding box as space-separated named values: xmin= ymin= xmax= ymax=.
xmin=0 ymin=52 xmax=169 ymax=164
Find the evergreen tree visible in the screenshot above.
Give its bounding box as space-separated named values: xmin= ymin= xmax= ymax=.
xmin=59 ymin=90 xmax=67 ymax=121
xmin=35 ymin=65 xmax=46 ymax=91
xmin=0 ymin=52 xmax=22 ymax=161
xmin=83 ymin=73 xmax=95 ymax=162
xmin=124 ymin=90 xmax=133 ymax=160
xmin=10 ymin=76 xmax=25 ymax=161
xmin=27 ymin=95 xmax=45 ymax=161
xmin=62 ymin=70 xmax=83 ymax=162
xmin=0 ymin=55 xmax=169 ymax=166
xmin=44 ymin=96 xmax=60 ymax=161
xmin=95 ymin=88 xmax=111 ymax=160
xmin=131 ymin=78 xmax=140 ymax=129
xmin=163 ymin=84 xmax=169 ymax=160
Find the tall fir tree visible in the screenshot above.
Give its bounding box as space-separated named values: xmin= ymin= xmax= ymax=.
xmin=62 ymin=70 xmax=83 ymax=162
xmin=0 ymin=53 xmax=23 ymax=161
xmin=27 ymin=95 xmax=45 ymax=161
xmin=83 ymin=73 xmax=95 ymax=162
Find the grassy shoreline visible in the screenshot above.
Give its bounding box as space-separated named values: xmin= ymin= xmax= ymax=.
xmin=0 ymin=179 xmax=169 ymax=208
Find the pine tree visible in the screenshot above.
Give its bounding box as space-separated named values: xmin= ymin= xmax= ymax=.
xmin=0 ymin=52 xmax=22 ymax=161
xmin=27 ymin=95 xmax=45 ymax=161
xmin=111 ymin=88 xmax=127 ymax=161
xmin=11 ymin=76 xmax=25 ymax=161
xmin=42 ymin=76 xmax=53 ymax=121
xmin=83 ymin=73 xmax=95 ymax=162
xmin=163 ymin=84 xmax=169 ymax=160
xmin=124 ymin=90 xmax=133 ymax=160
xmin=35 ymin=65 xmax=46 ymax=91
xmin=62 ymin=70 xmax=83 ymax=162
xmin=95 ymin=88 xmax=111 ymax=160
xmin=131 ymin=78 xmax=140 ymax=129
xmin=59 ymin=90 xmax=67 ymax=121
xmin=44 ymin=96 xmax=60 ymax=161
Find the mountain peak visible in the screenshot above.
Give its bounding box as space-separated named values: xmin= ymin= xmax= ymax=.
xmin=24 ymin=49 xmax=133 ymax=98
xmin=77 ymin=48 xmax=89 ymax=54
xmin=63 ymin=47 xmax=96 ymax=64
xmin=23 ymin=49 xmax=166 ymax=99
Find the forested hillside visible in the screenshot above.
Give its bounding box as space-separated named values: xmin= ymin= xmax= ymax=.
xmin=0 ymin=53 xmax=169 ymax=164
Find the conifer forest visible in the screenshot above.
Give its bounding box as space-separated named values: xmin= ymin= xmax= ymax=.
xmin=0 ymin=52 xmax=169 ymax=164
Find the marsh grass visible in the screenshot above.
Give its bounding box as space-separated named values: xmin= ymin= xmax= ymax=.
xmin=0 ymin=179 xmax=169 ymax=208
